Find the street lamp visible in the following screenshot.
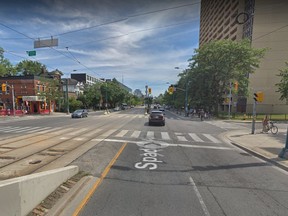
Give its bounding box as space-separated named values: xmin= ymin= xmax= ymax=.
xmin=185 ymin=81 xmax=191 ymax=116
xmin=175 ymin=67 xmax=191 ymax=116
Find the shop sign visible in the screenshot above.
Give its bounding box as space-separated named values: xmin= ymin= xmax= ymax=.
xmin=22 ymin=96 xmax=46 ymax=101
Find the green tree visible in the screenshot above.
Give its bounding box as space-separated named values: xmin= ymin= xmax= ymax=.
xmin=0 ymin=47 xmax=16 ymax=76
xmin=37 ymin=78 xmax=63 ymax=114
xmin=187 ymin=39 xmax=267 ymax=114
xmin=69 ymin=97 xmax=83 ymax=112
xmin=276 ymin=62 xmax=288 ymax=101
xmin=16 ymin=60 xmax=46 ymax=76
xmin=80 ymin=83 xmax=102 ymax=109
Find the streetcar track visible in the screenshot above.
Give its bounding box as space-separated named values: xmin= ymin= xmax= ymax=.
xmin=0 ymin=113 xmax=139 ymax=180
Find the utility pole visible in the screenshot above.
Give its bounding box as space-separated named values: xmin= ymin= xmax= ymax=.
xmin=185 ymin=81 xmax=189 ymax=116
xmin=11 ymin=85 xmax=15 ymax=117
xmin=66 ymin=79 xmax=69 ymax=114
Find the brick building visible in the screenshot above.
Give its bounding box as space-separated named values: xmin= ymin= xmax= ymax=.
xmin=0 ymin=72 xmax=62 ymax=115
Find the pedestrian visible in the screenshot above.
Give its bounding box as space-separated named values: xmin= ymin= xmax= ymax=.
xmin=262 ymin=115 xmax=269 ymax=133
xmin=200 ymin=109 xmax=205 ymax=121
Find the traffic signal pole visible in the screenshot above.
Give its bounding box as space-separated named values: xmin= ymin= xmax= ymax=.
xmin=2 ymin=83 xmax=15 ymax=117
xmin=279 ymin=127 xmax=288 ymax=158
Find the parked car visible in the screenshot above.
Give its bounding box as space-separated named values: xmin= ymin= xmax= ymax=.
xmin=148 ymin=110 xmax=165 ymax=126
xmin=71 ymin=109 xmax=88 ymax=118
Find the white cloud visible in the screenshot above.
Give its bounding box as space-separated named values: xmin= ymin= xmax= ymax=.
xmin=0 ymin=0 xmax=200 ymax=96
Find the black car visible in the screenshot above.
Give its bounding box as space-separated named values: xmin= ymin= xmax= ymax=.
xmin=71 ymin=109 xmax=88 ymax=118
xmin=149 ymin=110 xmax=165 ymax=126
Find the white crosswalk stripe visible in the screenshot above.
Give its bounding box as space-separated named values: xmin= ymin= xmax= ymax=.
xmin=177 ymin=135 xmax=188 ymax=142
xmin=161 ymin=132 xmax=171 ymax=140
xmin=83 ymin=128 xmax=103 ymax=137
xmin=67 ymin=128 xmax=89 ymax=135
xmin=0 ymin=126 xmax=223 ymax=144
xmin=188 ymin=133 xmax=204 ymax=142
xmin=131 ymin=130 xmax=141 ymax=138
xmin=203 ymin=134 xmax=221 ymax=143
xmin=147 ymin=131 xmax=154 ymax=139
xmin=115 ymin=130 xmax=129 ymax=137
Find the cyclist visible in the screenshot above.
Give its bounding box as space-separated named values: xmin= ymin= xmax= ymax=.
xmin=262 ymin=115 xmax=269 ymax=133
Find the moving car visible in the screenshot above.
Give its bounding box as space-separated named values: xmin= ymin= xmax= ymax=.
xmin=148 ymin=110 xmax=165 ymax=126
xmin=159 ymin=107 xmax=165 ymax=113
xmin=71 ymin=109 xmax=88 ymax=118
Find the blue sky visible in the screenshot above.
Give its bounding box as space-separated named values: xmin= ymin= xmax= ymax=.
xmin=0 ymin=0 xmax=200 ymax=96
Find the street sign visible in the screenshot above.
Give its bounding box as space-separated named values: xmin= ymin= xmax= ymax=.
xmin=34 ymin=38 xmax=58 ymax=48
xmin=26 ymin=50 xmax=36 ymax=56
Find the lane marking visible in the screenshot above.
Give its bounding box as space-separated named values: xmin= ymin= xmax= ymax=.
xmin=73 ymin=142 xmax=127 ymax=216
xmin=203 ymin=134 xmax=221 ymax=143
xmin=92 ymin=139 xmax=233 ymax=150
xmin=189 ymin=176 xmax=210 ymax=216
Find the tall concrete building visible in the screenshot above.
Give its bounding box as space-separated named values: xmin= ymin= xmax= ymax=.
xmin=199 ymin=0 xmax=288 ymax=114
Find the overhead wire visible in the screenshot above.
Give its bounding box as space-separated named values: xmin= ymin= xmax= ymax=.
xmin=54 ymin=2 xmax=200 ymax=37
xmin=0 ymin=1 xmax=200 ymax=77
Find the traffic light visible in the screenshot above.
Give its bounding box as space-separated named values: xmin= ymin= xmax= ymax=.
xmin=1 ymin=83 xmax=6 ymax=92
xmin=234 ymin=81 xmax=238 ymax=91
xmin=168 ymin=85 xmax=174 ymax=94
xmin=148 ymin=87 xmax=152 ymax=94
xmin=254 ymin=91 xmax=264 ymax=102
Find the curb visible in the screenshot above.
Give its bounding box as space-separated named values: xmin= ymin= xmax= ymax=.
xmin=47 ymin=175 xmax=99 ymax=216
xmin=230 ymin=141 xmax=288 ymax=172
xmin=223 ymin=131 xmax=288 ymax=172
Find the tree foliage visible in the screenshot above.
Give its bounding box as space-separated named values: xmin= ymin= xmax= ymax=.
xmin=185 ymin=39 xmax=267 ymax=113
xmin=276 ymin=62 xmax=288 ymax=101
xmin=0 ymin=47 xmax=16 ymax=76
xmin=16 ymin=60 xmax=46 ymax=76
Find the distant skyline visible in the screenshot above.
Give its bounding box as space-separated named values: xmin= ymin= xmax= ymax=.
xmin=0 ymin=0 xmax=200 ymax=96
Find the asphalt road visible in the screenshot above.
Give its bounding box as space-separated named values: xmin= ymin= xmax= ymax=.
xmin=70 ymin=108 xmax=288 ymax=216
xmin=1 ymin=108 xmax=288 ymax=215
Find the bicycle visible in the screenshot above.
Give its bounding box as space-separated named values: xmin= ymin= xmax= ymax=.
xmin=266 ymin=121 xmax=278 ymax=134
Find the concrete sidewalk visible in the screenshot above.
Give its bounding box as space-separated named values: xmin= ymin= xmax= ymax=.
xmin=171 ymin=110 xmax=288 ymax=170
xmin=224 ymin=128 xmax=288 ymax=170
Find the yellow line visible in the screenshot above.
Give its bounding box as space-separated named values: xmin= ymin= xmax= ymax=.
xmin=73 ymin=142 xmax=127 ymax=216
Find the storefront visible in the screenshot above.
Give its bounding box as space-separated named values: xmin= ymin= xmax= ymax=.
xmin=22 ymin=96 xmax=49 ymax=114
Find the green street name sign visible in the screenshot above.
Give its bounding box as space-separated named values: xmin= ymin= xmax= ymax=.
xmin=26 ymin=50 xmax=36 ymax=56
